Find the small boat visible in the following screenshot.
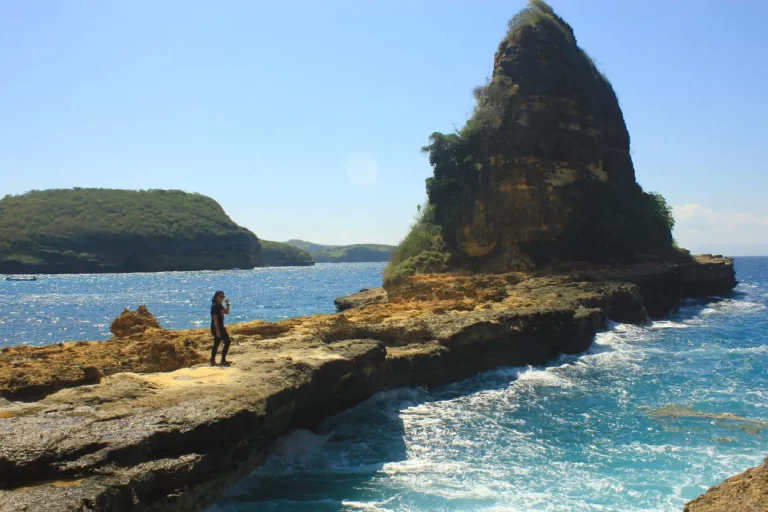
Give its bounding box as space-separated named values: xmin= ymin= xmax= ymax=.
xmin=5 ymin=276 xmax=38 ymax=281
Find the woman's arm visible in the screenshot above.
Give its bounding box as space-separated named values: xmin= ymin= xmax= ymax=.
xmin=224 ymin=299 xmax=231 ymax=315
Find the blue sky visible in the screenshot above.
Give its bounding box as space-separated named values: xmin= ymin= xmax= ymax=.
xmin=1 ymin=1 xmax=767 ymax=254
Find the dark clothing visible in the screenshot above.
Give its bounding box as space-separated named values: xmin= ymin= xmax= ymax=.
xmin=211 ymin=331 xmax=231 ymax=362
xmin=210 ymin=302 xmax=229 ymax=362
xmin=210 ymin=303 xmax=225 ymax=335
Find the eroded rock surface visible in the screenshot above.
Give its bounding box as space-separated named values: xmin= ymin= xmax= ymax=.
xmin=334 ymin=288 xmax=388 ymax=311
xmin=423 ymin=1 xmax=678 ymax=271
xmin=110 ymin=305 xmax=162 ymax=337
xmin=0 ymin=257 xmax=736 ymax=511
xmin=684 ymin=458 xmax=768 ymax=512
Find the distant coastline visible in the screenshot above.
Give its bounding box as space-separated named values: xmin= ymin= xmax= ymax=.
xmin=0 ymin=189 xmax=315 ymax=274
xmin=286 ymin=239 xmax=394 ymax=263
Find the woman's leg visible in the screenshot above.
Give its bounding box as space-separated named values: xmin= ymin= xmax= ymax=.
xmin=211 ymin=336 xmax=221 ymax=365
xmin=220 ymin=331 xmax=231 ymax=363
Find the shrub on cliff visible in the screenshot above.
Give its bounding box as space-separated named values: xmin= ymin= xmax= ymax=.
xmin=384 ymin=204 xmax=449 ymax=285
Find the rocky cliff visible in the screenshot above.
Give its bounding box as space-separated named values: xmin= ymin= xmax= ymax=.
xmin=684 ymin=458 xmax=768 ymax=512
xmin=0 ymin=256 xmax=736 ymax=511
xmin=421 ymin=0 xmax=677 ymax=274
xmin=0 ymin=189 xmax=262 ymax=274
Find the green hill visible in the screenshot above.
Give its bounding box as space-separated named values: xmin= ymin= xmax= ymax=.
xmin=313 ymin=244 xmax=394 ymax=263
xmin=284 ymin=239 xmax=329 ymax=256
xmin=260 ymin=241 xmax=314 ymax=267
xmin=285 ymin=240 xmax=395 ymax=263
xmin=0 ymin=188 xmax=262 ymax=274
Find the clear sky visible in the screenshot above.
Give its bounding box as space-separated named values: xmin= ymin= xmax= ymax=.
xmin=1 ymin=1 xmax=767 ymax=254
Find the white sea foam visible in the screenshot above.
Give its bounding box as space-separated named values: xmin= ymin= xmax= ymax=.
xmin=701 ymin=300 xmax=765 ymax=316
xmin=511 ymin=366 xmax=574 ymax=387
xmin=725 ymin=344 xmax=768 ymax=355
xmin=341 ymin=500 xmax=393 ymax=511
xmin=651 ymin=321 xmax=689 ymax=330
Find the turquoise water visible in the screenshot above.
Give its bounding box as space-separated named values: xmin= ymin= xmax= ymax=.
xmin=0 ymin=262 xmax=387 ymax=347
xmin=2 ymin=259 xmax=766 ymax=511
xmin=209 ymin=258 xmax=768 ymax=512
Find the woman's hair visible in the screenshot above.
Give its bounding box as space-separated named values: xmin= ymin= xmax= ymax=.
xmin=212 ymin=290 xmax=225 ymax=304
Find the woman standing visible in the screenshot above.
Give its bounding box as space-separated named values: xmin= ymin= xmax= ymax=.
xmin=210 ymin=290 xmax=231 ymax=366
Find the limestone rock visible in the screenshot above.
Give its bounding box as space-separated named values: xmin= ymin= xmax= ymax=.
xmin=425 ymin=0 xmax=676 ymax=271
xmin=110 ymin=305 xmax=162 ymax=337
xmin=684 ymin=458 xmax=768 ymax=512
xmin=334 ymin=288 xmax=388 ymax=311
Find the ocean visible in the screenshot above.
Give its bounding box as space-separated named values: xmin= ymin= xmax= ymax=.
xmin=2 ymin=259 xmax=766 ymax=511
xmin=0 ymin=262 xmax=387 ymax=347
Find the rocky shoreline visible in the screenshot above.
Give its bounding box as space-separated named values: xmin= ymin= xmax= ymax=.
xmin=0 ymin=256 xmax=740 ymax=511
xmin=683 ymin=458 xmax=768 ymax=512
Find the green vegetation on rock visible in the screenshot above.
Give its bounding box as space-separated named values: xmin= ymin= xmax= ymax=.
xmin=387 ymin=0 xmax=682 ymax=283
xmin=384 ymin=204 xmax=449 ymax=285
xmin=0 ymin=188 xmax=262 ymax=273
xmin=260 ymin=241 xmax=314 ymax=267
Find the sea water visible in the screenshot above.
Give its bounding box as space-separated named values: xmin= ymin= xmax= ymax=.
xmin=0 ymin=262 xmax=387 ymax=347
xmin=1 ymin=260 xmax=766 ymax=511
xmin=208 ymin=258 xmax=768 ymax=512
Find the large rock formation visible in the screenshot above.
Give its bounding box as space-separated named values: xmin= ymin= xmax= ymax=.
xmin=423 ymin=0 xmax=676 ymax=272
xmin=0 ymin=189 xmax=262 ymax=274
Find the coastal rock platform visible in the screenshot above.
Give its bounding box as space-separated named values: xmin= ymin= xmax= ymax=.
xmin=0 ymin=256 xmax=737 ymax=511
xmin=684 ymin=458 xmax=768 ymax=512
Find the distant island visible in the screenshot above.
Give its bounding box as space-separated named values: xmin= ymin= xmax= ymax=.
xmin=0 ymin=189 xmax=312 ymax=274
xmin=260 ymin=241 xmax=313 ymax=267
xmin=286 ymin=239 xmax=394 ymax=263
